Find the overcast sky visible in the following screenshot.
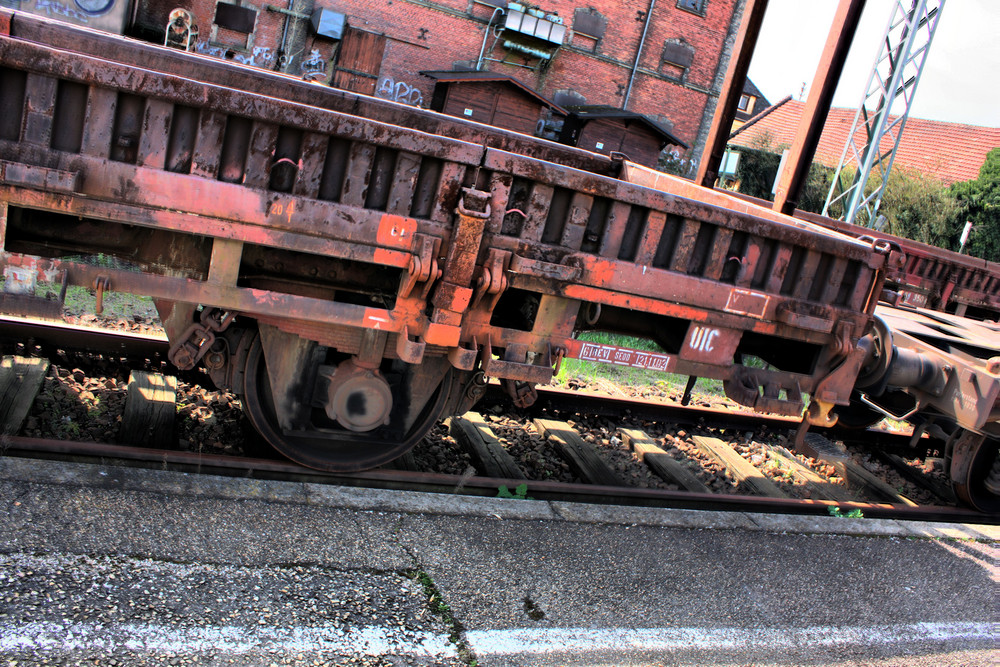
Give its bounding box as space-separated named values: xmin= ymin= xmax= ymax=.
xmin=746 ymin=0 xmax=999 ymax=127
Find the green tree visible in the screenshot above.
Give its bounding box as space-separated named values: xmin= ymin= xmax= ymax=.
xmin=948 ymin=147 xmax=1000 ymax=263
xmin=878 ymin=166 xmax=960 ymax=251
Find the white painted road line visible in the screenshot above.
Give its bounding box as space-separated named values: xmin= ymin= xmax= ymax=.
xmin=466 ymin=622 xmax=1000 ymax=656
xmin=0 ymin=621 xmax=458 ymax=658
xmin=6 ymin=620 xmax=993 ymax=659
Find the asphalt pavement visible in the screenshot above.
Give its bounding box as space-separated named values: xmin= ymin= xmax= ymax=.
xmin=0 ymin=456 xmax=997 ymax=666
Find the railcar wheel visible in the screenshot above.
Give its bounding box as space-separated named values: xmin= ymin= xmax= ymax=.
xmin=950 ymin=431 xmax=1000 ymax=513
xmin=241 ymin=333 xmax=449 ymax=472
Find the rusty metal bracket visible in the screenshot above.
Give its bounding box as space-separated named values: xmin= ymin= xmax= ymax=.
xmin=723 ymin=367 xmax=804 ymax=417
xmin=813 ymin=343 xmax=868 ymax=407
xmin=472 ymin=248 xmax=511 ymax=310
xmin=448 ymin=337 xmax=479 ymax=371
xmin=168 ymin=307 xmax=235 ymax=370
xmin=434 ymin=187 xmax=490 ymax=294
xmin=833 ymin=319 xmax=855 ymax=359
xmin=395 ymin=325 xmax=426 ymax=365
xmin=399 ymin=235 xmax=441 ymax=300
xmin=200 ymin=306 xmax=237 ymax=332
xmin=169 ymin=323 xmax=216 ymax=370
xmin=480 ymin=337 xmax=555 ymax=384
xmin=775 ymin=303 xmax=834 ymax=333
xmin=93 ymin=276 xmax=110 ymax=315
xmin=502 ymin=378 xmax=538 ymax=408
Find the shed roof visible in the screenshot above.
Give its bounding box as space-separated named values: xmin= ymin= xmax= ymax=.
xmin=565 ymin=106 xmax=689 ymax=149
xmin=727 ymin=98 xmax=1000 ymax=185
xmin=419 ymin=71 xmax=567 ymax=114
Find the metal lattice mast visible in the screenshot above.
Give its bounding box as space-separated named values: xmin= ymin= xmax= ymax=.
xmin=822 ymin=0 xmax=945 ymax=227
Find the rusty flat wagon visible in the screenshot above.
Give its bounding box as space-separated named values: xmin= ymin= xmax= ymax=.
xmin=1 ymin=11 xmax=997 ymax=510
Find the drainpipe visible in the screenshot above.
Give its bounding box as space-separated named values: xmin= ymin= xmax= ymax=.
xmin=623 ymin=0 xmax=656 ymax=110
xmin=279 ymin=0 xmax=295 ymax=72
xmin=477 ymin=6 xmax=505 ymax=71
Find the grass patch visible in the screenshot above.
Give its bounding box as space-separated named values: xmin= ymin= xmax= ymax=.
xmin=555 ymin=331 xmax=727 ymax=397
xmin=27 ymin=282 xmax=158 ymax=322
xmin=4 ymin=253 xmax=158 ymax=322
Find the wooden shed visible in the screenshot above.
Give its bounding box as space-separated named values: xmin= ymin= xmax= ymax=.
xmin=560 ymin=106 xmax=687 ymax=167
xmin=421 ymin=71 xmax=566 ymax=137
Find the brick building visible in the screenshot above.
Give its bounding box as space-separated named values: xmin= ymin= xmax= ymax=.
xmin=126 ymin=0 xmax=746 ymax=167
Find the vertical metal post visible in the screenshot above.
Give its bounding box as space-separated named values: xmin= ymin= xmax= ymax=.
xmin=772 ymin=0 xmax=867 ymax=216
xmin=696 ymin=0 xmax=769 ymax=188
xmin=0 ymin=201 xmax=7 ymax=251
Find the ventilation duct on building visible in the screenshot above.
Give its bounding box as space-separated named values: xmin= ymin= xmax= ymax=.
xmin=504 ymin=8 xmax=565 ymax=45
xmin=310 ymin=9 xmax=346 ymax=40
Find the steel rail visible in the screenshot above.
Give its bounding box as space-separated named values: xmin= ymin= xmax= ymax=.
xmin=4 ymin=436 xmax=992 ymax=524
xmin=0 ymin=314 xmax=169 ymax=357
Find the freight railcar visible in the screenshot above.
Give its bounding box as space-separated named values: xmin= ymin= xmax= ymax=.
xmin=1 ymin=11 xmax=997 ymax=510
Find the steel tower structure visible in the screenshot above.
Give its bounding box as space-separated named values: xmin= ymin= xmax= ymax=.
xmin=822 ymin=0 xmax=945 ymax=227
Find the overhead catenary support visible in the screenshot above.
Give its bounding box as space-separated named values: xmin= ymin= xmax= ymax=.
xmin=822 ymin=0 xmax=946 ymax=227
xmin=772 ymin=0 xmax=867 ymax=216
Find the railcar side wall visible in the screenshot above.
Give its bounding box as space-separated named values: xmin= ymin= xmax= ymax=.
xmin=0 ymin=13 xmax=889 ymax=418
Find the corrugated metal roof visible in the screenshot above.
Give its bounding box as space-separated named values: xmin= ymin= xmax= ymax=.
xmin=727 ymin=99 xmax=1000 ymax=185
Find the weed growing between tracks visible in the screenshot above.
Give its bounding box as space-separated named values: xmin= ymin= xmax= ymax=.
xmin=497 ymin=482 xmax=533 ymax=500
xmin=829 ymin=506 xmax=865 ymax=519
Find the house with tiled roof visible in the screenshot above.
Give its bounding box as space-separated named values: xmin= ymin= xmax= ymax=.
xmin=727 ymin=98 xmax=1000 ymax=185
xmin=733 ymin=78 xmax=770 ymax=128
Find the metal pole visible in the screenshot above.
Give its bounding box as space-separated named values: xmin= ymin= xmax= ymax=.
xmin=623 ymin=0 xmax=656 ymax=111
xmin=476 ymin=7 xmax=505 ymax=71
xmin=772 ymin=0 xmax=866 ymax=216
xmin=695 ymin=0 xmax=769 ymax=188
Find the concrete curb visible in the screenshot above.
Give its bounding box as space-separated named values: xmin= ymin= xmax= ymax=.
xmin=2 ymin=456 xmax=997 ymax=542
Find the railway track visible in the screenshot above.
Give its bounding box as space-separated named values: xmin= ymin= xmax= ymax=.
xmin=1 ymin=317 xmax=992 ymax=525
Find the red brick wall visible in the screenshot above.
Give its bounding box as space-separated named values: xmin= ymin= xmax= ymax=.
xmin=133 ymin=0 xmax=742 ymax=154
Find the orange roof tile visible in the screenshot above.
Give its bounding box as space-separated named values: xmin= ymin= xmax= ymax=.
xmin=727 ymin=99 xmax=1000 ymax=185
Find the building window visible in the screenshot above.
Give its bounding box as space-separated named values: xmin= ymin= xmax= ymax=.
xmin=737 ymin=94 xmax=752 ymax=112
xmin=572 ymin=8 xmax=606 ymax=52
xmin=676 ymin=0 xmax=707 ymax=15
xmin=661 ymin=40 xmax=694 ymax=81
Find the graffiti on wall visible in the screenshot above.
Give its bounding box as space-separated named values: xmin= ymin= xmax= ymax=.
xmin=37 ymin=0 xmax=92 ymax=20
xmin=376 ymin=76 xmax=424 ymax=107
xmin=195 ymin=42 xmax=276 ymax=69
xmin=8 ymin=0 xmax=95 ymax=22
xmin=300 ymin=49 xmax=327 ymax=80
